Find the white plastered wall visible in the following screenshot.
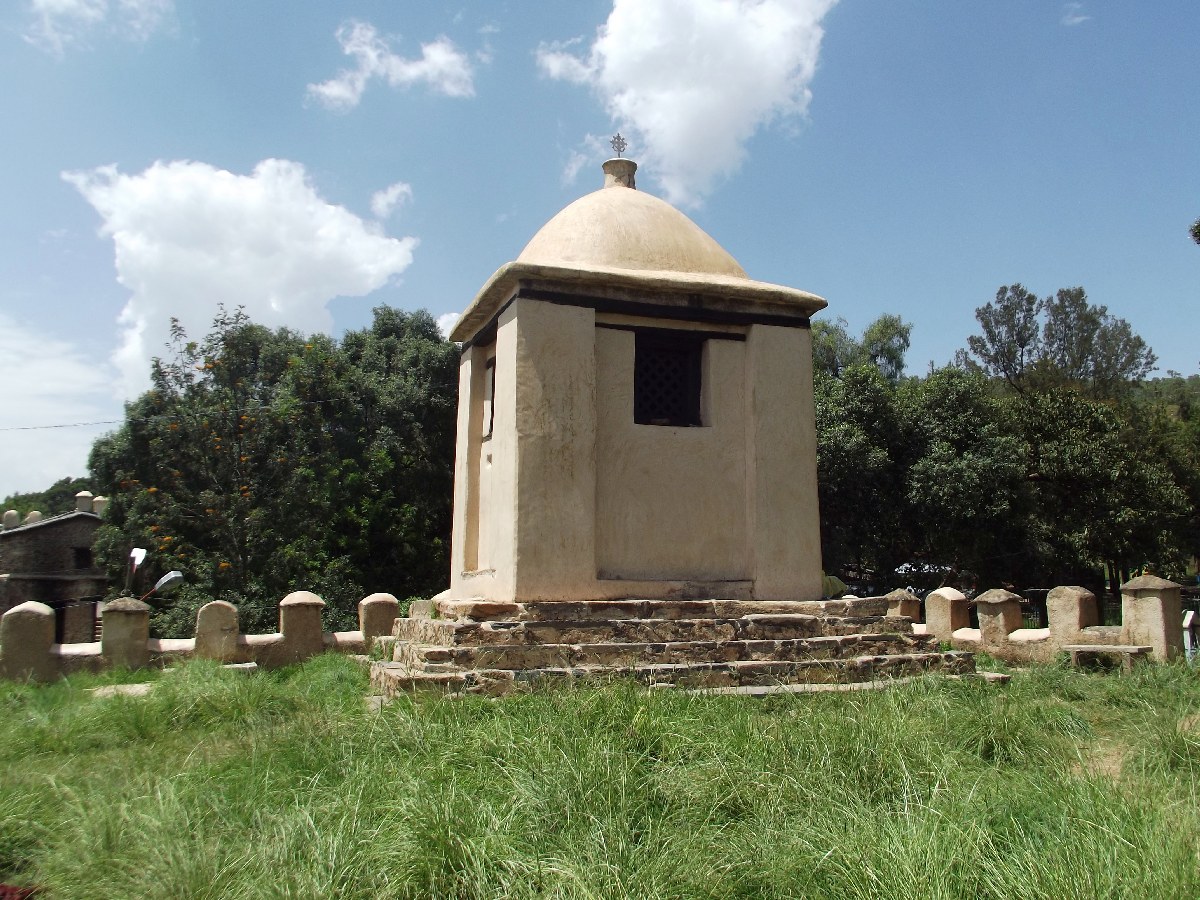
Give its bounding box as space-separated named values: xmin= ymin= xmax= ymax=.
xmin=594 ymin=327 xmax=749 ymax=581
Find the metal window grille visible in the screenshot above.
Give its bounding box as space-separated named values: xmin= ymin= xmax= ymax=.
xmin=634 ymin=332 xmax=702 ymax=426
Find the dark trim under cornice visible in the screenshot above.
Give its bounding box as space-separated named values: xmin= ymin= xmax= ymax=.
xmin=461 ymin=286 xmax=810 ymax=352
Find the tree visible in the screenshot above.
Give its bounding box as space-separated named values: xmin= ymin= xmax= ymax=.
xmin=961 ymin=284 xmax=1043 ymax=393
xmin=899 ymin=368 xmax=1033 ymax=589
xmin=1 ymin=476 xmax=92 ymax=518
xmin=1191 ymin=218 xmax=1200 ymax=244
xmin=861 ymin=314 xmax=912 ymax=382
xmin=812 ymin=314 xmax=912 ymax=381
xmin=814 ymin=365 xmax=915 ymax=584
xmin=1009 ymin=391 xmax=1193 ymax=590
xmin=961 ymin=284 xmax=1156 ymax=399
xmin=89 ymin=306 xmax=458 ymax=636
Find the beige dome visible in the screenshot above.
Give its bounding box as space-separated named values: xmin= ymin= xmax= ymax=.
xmin=517 ymin=184 xmax=748 ymax=279
xmin=450 ymin=158 xmax=825 ymax=343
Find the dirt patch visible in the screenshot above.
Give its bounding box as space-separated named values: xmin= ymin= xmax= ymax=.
xmin=1074 ymin=741 xmax=1127 ymax=779
xmin=90 ymin=683 xmax=154 ymax=699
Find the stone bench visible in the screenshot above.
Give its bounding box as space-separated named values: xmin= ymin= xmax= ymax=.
xmin=1061 ymin=644 xmax=1152 ymax=672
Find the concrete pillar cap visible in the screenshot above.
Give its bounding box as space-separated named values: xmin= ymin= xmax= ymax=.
xmin=1121 ymin=575 xmax=1179 ymax=592
xmin=975 ymin=588 xmax=1023 ymax=604
xmin=602 ymin=158 xmax=637 ymax=189
xmin=104 ymin=596 xmax=151 ymax=613
xmin=279 ymin=590 xmax=325 ymax=607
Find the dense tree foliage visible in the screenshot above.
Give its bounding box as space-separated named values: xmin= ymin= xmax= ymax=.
xmin=12 ymin=288 xmax=1190 ymax=622
xmin=1 ymin=476 xmax=92 ymax=518
xmin=816 ymin=301 xmax=1197 ymax=596
xmin=960 ymin=284 xmax=1157 ymax=399
xmin=89 ymin=306 xmax=458 ymax=636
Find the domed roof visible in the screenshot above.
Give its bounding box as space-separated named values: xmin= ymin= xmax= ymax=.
xmin=449 ymin=158 xmax=825 ymax=343
xmin=517 ymin=178 xmax=748 ymax=278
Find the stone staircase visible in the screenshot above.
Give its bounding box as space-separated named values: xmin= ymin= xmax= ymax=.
xmin=370 ymin=595 xmax=975 ymax=697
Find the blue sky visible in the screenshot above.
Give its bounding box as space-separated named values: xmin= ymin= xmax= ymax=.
xmin=1 ymin=0 xmax=1197 ymax=497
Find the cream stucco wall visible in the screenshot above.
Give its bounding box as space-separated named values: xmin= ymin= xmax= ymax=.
xmin=511 ymin=299 xmax=599 ymax=599
xmin=594 ymin=327 xmax=749 ymax=581
xmin=442 ymin=296 xmax=824 ymax=604
xmin=449 ymin=305 xmax=519 ymax=602
xmin=744 ymin=325 xmax=823 ymax=600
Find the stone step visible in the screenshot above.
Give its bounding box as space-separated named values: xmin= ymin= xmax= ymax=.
xmin=514 ymin=597 xmax=889 ymax=622
xmin=370 ymin=651 xmax=974 ymax=698
xmin=425 ymin=596 xmax=889 ymax=623
xmin=396 ymin=633 xmax=936 ymax=670
xmin=394 ymin=614 xmax=916 ymax=647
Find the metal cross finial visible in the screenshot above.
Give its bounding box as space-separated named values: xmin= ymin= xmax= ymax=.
xmin=610 ymin=133 xmax=627 ymax=158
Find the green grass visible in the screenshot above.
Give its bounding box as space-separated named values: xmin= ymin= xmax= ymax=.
xmin=1 ymin=658 xmax=1198 ymax=898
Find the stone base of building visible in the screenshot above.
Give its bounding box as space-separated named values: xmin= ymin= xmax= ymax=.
xmin=370 ymin=596 xmax=975 ymax=697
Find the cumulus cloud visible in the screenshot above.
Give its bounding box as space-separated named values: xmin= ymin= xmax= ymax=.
xmin=308 ymin=21 xmax=474 ymax=111
xmin=25 ymin=0 xmax=172 ymax=56
xmin=436 ymin=312 xmax=460 ymax=339
xmin=63 ymin=158 xmax=419 ymax=396
xmin=370 ymin=181 xmax=413 ymax=219
xmin=537 ymin=0 xmax=838 ymax=206
xmin=0 ymin=313 xmax=121 ymax=496
xmin=1060 ymin=3 xmax=1091 ymax=26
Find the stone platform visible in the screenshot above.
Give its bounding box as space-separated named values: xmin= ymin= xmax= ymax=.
xmin=370 ymin=596 xmax=975 ymax=697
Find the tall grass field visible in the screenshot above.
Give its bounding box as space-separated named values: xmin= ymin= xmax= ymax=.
xmin=1 ymin=656 xmax=1198 ymax=898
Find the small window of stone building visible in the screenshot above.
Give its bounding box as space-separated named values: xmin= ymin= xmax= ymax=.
xmin=634 ymin=330 xmax=703 ymax=427
xmin=483 ymin=356 xmax=496 ymax=438
xmin=73 ymin=547 xmax=93 ymax=569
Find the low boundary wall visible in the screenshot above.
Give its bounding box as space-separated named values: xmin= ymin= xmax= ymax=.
xmin=0 ymin=591 xmax=399 ymax=682
xmin=886 ymin=576 xmax=1187 ymax=664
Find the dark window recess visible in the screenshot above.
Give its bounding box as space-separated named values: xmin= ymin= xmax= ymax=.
xmin=483 ymin=356 xmax=496 ymax=438
xmin=634 ymin=332 xmax=703 ymax=426
xmin=73 ymin=547 xmax=93 ymax=569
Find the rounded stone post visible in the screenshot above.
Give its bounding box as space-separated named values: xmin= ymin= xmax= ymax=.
xmin=1046 ymin=585 xmax=1099 ymax=646
xmin=195 ymin=600 xmax=240 ymax=661
xmin=1121 ymin=575 xmax=1183 ymax=661
xmin=925 ymin=587 xmax=969 ymax=642
xmin=0 ymin=601 xmax=57 ymax=682
xmin=2 ymin=510 xmax=18 ymax=530
xmin=975 ymin=589 xmax=1023 ymax=648
xmin=279 ymin=591 xmax=325 ymax=662
xmin=359 ymin=593 xmax=400 ymax=643
xmin=92 ymin=496 xmax=109 ymax=516
xmin=884 ymin=588 xmax=920 ymax=620
xmin=75 ymin=490 xmax=94 ymax=512
xmin=101 ymin=596 xmax=151 ymax=670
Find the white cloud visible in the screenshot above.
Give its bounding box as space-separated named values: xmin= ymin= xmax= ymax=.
xmin=1060 ymin=3 xmax=1090 ymax=26
xmin=63 ymin=158 xmax=419 ymax=397
xmin=24 ymin=0 xmax=172 ymax=56
xmin=537 ymin=0 xmax=838 ymax=206
xmin=308 ymin=21 xmax=474 ymax=111
xmin=0 ymin=313 xmax=121 ymax=497
xmin=436 ymin=312 xmax=460 ymax=339
xmin=116 ymin=0 xmax=171 ymax=41
xmin=559 ymin=133 xmax=609 ymax=185
xmin=370 ymin=181 xmax=413 ymax=219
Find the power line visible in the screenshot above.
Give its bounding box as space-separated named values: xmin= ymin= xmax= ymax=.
xmin=0 ymin=396 xmax=355 ymax=433
xmin=0 ymin=419 xmax=123 ymax=432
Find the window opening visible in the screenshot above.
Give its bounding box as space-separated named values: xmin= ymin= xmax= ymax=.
xmin=483 ymin=356 xmax=496 ymax=438
xmin=634 ymin=331 xmax=703 ymax=426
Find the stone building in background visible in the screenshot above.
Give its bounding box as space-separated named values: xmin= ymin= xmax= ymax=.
xmin=0 ymin=491 xmax=109 ymax=642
